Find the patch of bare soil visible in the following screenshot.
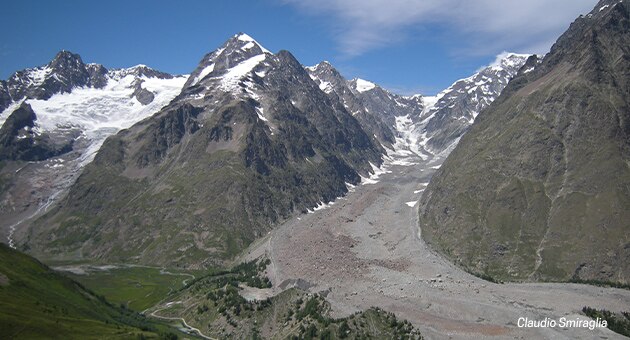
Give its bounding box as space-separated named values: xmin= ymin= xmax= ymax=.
xmin=238 ymin=284 xmax=275 ymax=302
xmin=0 ymin=272 xmax=9 ymax=286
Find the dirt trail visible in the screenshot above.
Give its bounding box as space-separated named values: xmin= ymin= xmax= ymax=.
xmin=245 ymin=154 xmax=630 ymax=339
xmin=150 ymin=301 xmax=216 ymax=340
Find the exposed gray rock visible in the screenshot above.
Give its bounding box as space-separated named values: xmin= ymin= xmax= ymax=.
xmin=0 ymin=103 xmax=74 ymax=161
xmin=419 ymin=0 xmax=630 ymax=283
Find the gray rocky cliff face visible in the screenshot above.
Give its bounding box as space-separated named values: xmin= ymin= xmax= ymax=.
xmin=419 ymin=0 xmax=630 ymax=283
xmin=0 ymin=103 xmax=74 ymax=162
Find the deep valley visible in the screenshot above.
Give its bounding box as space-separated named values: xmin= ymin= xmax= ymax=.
xmin=1 ymin=0 xmax=629 ymax=339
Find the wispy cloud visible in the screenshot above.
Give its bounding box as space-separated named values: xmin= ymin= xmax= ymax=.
xmin=282 ymin=0 xmax=597 ymax=57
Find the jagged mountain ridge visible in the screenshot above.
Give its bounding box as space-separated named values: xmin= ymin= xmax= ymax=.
xmin=305 ymin=62 xmax=398 ymax=148
xmin=0 ymin=51 xmax=177 ymax=115
xmin=23 ymin=34 xmax=384 ymax=267
xmin=416 ymin=53 xmax=531 ymax=154
xmin=0 ymin=51 xmax=108 ymax=113
xmin=306 ymin=54 xmax=529 ymax=159
xmin=418 ymin=0 xmax=630 ymax=283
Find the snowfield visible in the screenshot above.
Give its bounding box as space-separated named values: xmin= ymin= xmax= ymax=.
xmin=22 ymin=72 xmax=187 ymax=165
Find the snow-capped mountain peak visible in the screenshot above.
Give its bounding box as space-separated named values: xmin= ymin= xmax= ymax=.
xmin=185 ymin=33 xmax=272 ymax=88
xmin=235 ymin=32 xmax=271 ymax=54
xmin=306 ymin=61 xmax=346 ymax=94
xmin=49 ymin=50 xmax=84 ymax=71
xmin=108 ymin=64 xmax=176 ymax=80
xmin=408 ymin=52 xmax=530 ymax=154
xmin=305 ymin=60 xmax=333 ymax=73
xmin=0 ymin=53 xmax=187 ymax=164
xmin=432 ymin=52 xmax=531 ymax=118
xmin=486 ymin=52 xmax=532 ymax=72
xmin=0 ymin=53 xmax=187 ymax=250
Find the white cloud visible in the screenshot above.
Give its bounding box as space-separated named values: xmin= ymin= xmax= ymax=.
xmin=283 ymin=0 xmax=597 ymax=56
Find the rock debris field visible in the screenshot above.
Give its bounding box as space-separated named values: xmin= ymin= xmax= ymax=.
xmin=246 ymin=152 xmax=630 ymax=339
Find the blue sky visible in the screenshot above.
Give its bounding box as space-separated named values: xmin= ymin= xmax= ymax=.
xmin=1 ymin=0 xmax=596 ymax=95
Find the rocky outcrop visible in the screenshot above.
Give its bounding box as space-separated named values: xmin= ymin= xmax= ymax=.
xmin=0 ymin=103 xmax=73 ymax=161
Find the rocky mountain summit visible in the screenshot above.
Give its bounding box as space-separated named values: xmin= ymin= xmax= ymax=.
xmin=0 ymin=51 xmax=107 ymax=113
xmin=306 ymin=62 xmax=398 ymax=147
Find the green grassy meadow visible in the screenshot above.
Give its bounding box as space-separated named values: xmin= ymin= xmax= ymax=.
xmin=0 ymin=244 xmax=188 ymax=339
xmin=62 ymin=265 xmax=203 ymax=312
